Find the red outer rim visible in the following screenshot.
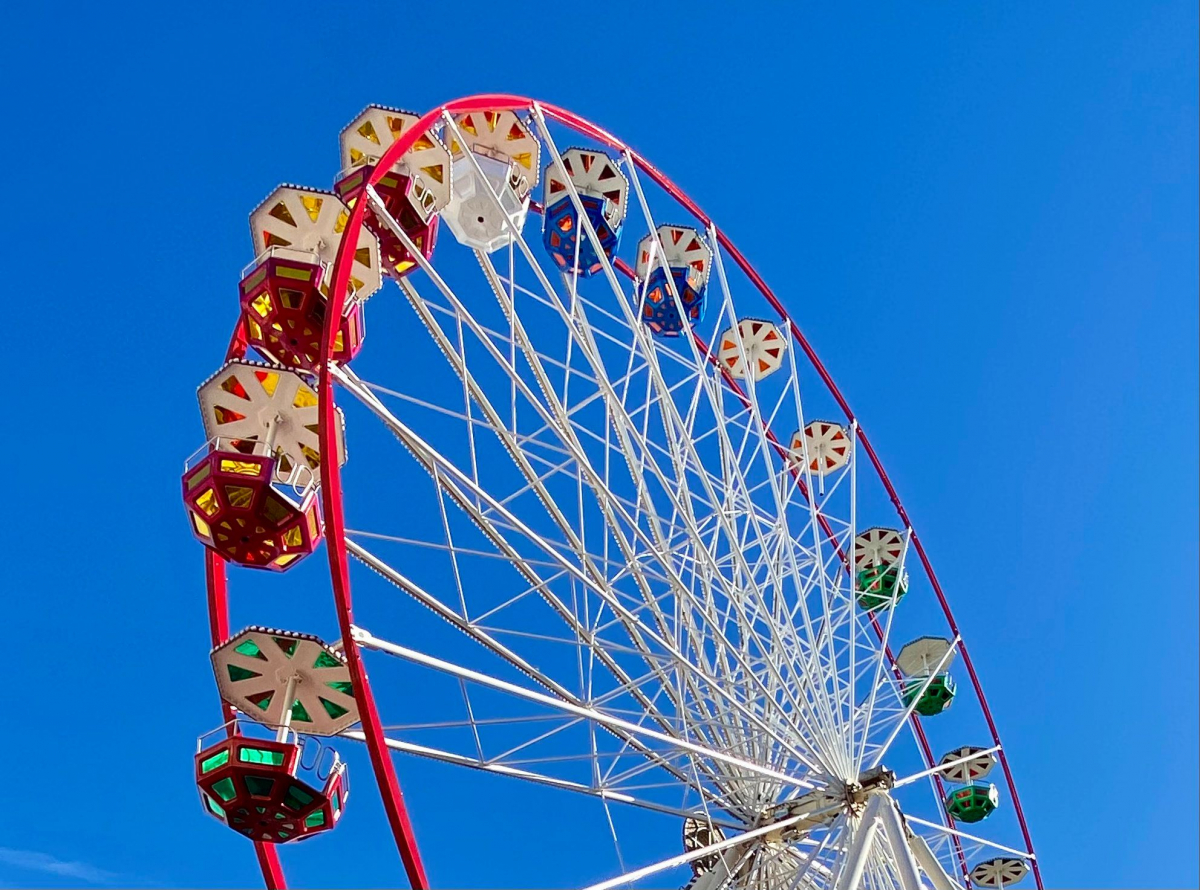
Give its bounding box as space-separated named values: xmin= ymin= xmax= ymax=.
xmin=203 ymin=328 xmax=286 ymax=888
xmin=204 ymin=554 xmax=287 ymax=888
xmin=314 ymin=95 xmax=1042 ymax=889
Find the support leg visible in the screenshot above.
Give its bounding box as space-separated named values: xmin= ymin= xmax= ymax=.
xmin=906 ymin=826 xmax=964 ymax=890
xmin=878 ymin=798 xmax=925 ymax=890
xmin=837 ymin=795 xmax=883 ymax=890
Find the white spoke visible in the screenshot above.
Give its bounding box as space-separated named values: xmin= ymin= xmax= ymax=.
xmin=353 ymin=625 xmax=816 ymax=792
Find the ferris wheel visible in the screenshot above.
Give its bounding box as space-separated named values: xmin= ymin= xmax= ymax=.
xmin=182 ymin=95 xmax=1042 ymax=890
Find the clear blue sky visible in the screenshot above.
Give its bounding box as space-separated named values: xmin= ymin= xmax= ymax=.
xmin=1 ymin=2 xmax=1195 ymax=888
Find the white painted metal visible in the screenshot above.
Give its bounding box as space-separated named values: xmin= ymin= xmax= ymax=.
xmin=581 ymin=810 xmax=814 ymax=890
xmin=339 ymin=104 xmax=452 ymax=219
xmin=249 ymin=184 xmax=382 ymax=298
xmin=444 ymin=151 xmax=528 ymax=253
xmin=908 ymin=830 xmax=965 ymax=890
xmin=878 ymin=797 xmax=925 ymax=890
xmin=790 ymin=420 xmax=852 ymax=477
xmin=896 ymin=637 xmax=957 ymax=677
xmin=314 ymin=108 xmax=1025 ymax=889
xmin=894 ymin=745 xmax=1001 ymax=790
xmin=275 ymin=673 xmax=300 ymax=744
xmin=197 ymin=360 xmax=345 ymax=483
xmin=870 ymin=638 xmax=962 ymax=773
xmin=344 ymin=728 xmax=743 ymax=827
xmin=970 ymin=857 xmax=1029 ymax=888
xmin=543 ymin=147 xmax=627 ymax=226
xmin=937 ymin=746 xmax=998 ymax=784
xmin=854 ymin=528 xmax=914 ymax=770
xmin=684 ymin=815 xmax=728 ymax=877
xmin=211 ymin=627 xmax=360 ymax=737
xmin=853 ymin=527 xmax=905 ymax=570
xmin=835 ymin=794 xmax=883 ymax=890
xmin=684 ymin=849 xmax=737 ymax=890
xmin=342 ymin=536 xmax=738 ymax=819
xmin=905 ymin=815 xmax=1034 ymax=861
xmin=634 ymin=224 xmax=712 ymax=290
xmin=337 ymin=349 xmax=824 ymax=801
xmin=717 ymin=318 xmax=788 ymax=381
xmin=351 ymin=625 xmax=816 ymax=793
xmin=440 ymin=112 xmax=535 ymax=253
xmin=360 ymin=171 xmax=848 ymax=785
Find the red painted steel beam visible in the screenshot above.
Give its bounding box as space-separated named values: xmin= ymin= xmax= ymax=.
xmin=201 ymin=329 xmax=287 ymax=889
xmin=204 ymin=550 xmax=287 ymax=889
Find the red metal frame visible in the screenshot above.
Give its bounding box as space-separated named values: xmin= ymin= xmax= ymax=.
xmin=201 ymin=329 xmax=287 ymax=888
xmin=195 ymin=733 xmax=348 ymax=844
xmin=204 ymin=550 xmax=287 ymax=888
xmin=293 ymin=93 xmax=1042 ymax=889
xmin=184 ymin=450 xmax=322 ymax=571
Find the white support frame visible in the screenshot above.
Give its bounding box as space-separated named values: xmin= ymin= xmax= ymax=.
xmin=293 ymin=104 xmax=1032 ymax=890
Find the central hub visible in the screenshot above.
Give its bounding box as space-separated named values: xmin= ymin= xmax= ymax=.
xmin=844 ymin=765 xmax=897 ymax=814
xmin=758 ymin=766 xmax=896 ymax=843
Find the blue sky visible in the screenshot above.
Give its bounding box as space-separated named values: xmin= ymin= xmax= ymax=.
xmin=1 ymin=2 xmax=1196 ymax=888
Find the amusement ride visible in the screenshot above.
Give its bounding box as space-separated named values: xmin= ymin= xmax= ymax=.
xmin=182 ymin=95 xmax=1041 ymax=890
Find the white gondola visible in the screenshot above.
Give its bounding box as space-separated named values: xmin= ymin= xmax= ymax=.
xmin=442 ymin=110 xmax=540 ymax=253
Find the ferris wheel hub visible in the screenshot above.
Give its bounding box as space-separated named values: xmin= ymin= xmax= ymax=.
xmin=757 ymin=767 xmax=898 ymax=844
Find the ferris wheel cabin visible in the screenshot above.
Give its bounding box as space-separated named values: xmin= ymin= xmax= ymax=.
xmin=333 ymin=105 xmax=452 ymax=280
xmin=197 ymin=627 xmax=359 ymax=843
xmin=541 ymin=148 xmax=628 ymax=276
xmin=442 ymin=110 xmax=539 ymax=254
xmin=635 ymin=224 xmax=712 ymax=336
xmin=239 ymin=248 xmax=365 ymax=370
